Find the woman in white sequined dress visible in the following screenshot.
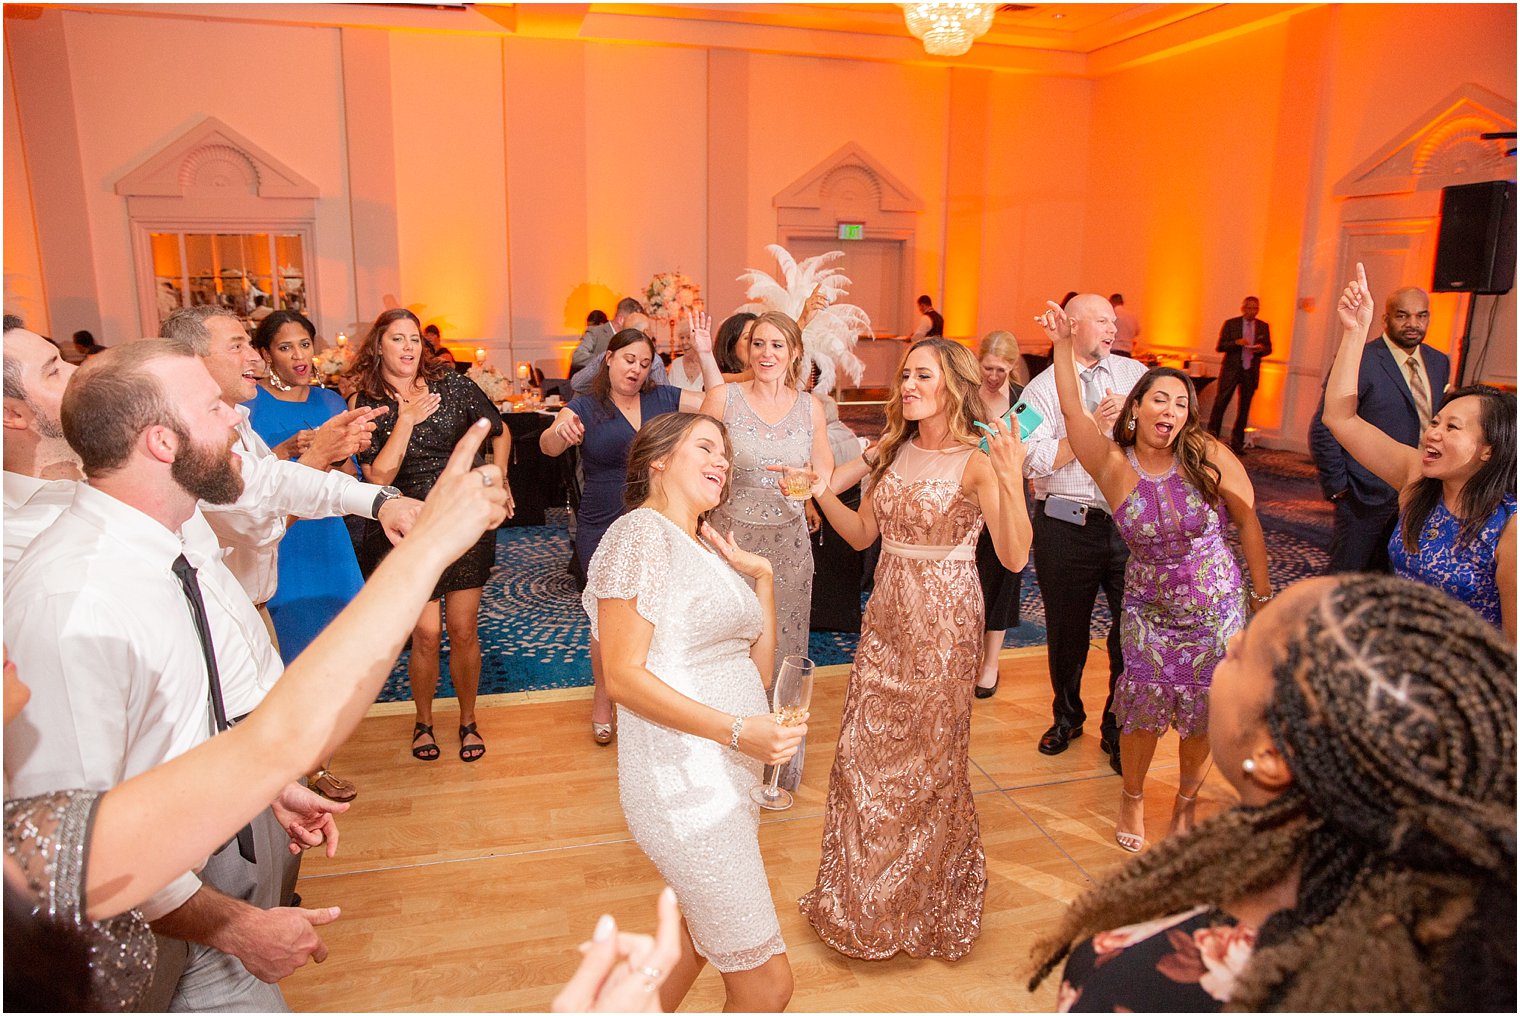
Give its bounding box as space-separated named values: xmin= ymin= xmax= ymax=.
xmin=799 ymin=339 xmax=1030 ymax=961
xmin=584 ymin=412 xmax=807 ymax=1012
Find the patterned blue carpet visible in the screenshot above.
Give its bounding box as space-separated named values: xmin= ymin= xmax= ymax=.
xmin=377 ymin=449 xmax=1332 ymax=703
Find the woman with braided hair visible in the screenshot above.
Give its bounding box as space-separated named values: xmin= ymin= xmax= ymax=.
xmin=1322 ymin=263 xmax=1516 ymax=636
xmin=1029 ymin=573 xmax=1516 ymax=1012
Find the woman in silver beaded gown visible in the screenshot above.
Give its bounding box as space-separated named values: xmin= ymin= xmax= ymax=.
xmin=585 ymin=412 xmax=806 ymax=1012
xmin=703 ymin=311 xmax=834 ymax=792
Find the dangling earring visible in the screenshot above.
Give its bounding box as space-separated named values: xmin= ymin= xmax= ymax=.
xmin=1125 ymin=418 xmax=1136 ymax=432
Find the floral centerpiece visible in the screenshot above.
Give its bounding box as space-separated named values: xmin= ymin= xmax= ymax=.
xmin=644 ymin=270 xmax=701 ymax=321
xmin=467 ymin=363 xmax=511 ymax=404
xmin=312 ymin=346 xmax=354 ymax=386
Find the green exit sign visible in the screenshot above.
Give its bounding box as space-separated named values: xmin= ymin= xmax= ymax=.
xmin=837 ymin=223 xmax=864 ymax=240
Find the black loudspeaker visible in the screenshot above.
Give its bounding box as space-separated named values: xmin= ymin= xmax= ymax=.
xmin=1432 ymin=180 xmax=1516 ymax=294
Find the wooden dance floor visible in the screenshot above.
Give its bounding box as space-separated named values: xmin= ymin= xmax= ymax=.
xmin=283 ymin=646 xmax=1238 ymax=1012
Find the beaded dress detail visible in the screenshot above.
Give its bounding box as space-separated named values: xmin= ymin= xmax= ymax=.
xmin=583 ymin=509 xmax=785 ymax=972
xmin=1388 ymin=494 xmax=1515 ymax=630
xmin=1111 ymin=449 xmax=1244 ymax=737
xmin=709 ymin=384 xmax=816 ymax=790
xmin=800 ymin=440 xmax=987 ymax=960
xmin=4 ymin=789 xmax=156 ymax=1010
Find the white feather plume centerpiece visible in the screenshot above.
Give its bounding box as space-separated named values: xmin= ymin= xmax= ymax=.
xmin=736 ymin=244 xmax=872 ymax=395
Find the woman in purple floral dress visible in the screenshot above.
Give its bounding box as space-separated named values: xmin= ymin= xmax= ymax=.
xmin=1038 ymin=302 xmax=1271 ymax=852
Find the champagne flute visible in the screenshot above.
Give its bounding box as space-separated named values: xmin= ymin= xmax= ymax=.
xmin=751 ymin=655 xmax=814 ymax=811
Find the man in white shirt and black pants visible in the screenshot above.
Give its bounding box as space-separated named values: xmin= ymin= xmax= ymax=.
xmin=1019 ymin=294 xmax=1148 ymax=771
xmin=5 ymin=342 xmax=347 ymax=1012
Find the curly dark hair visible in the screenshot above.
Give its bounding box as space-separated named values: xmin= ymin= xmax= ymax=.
xmin=348 ymin=308 xmax=447 ymax=402
xmin=1030 ymin=574 xmax=1517 ymax=1010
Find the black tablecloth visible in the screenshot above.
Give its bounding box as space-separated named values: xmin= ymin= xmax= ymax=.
xmin=810 ymin=482 xmax=867 ymax=633
xmin=502 ymin=411 xmax=570 ymax=527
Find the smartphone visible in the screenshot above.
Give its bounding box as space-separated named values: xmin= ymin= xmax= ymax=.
xmin=1042 ymin=495 xmax=1088 ymax=526
xmin=977 ymin=400 xmax=1044 ymax=454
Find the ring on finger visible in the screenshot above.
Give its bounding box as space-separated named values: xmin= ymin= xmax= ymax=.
xmin=478 ymin=470 xmax=494 ymax=487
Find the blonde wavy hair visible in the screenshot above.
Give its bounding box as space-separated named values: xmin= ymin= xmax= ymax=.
xmin=869 ymin=338 xmax=987 ymax=489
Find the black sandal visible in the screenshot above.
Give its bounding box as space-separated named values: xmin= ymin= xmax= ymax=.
xmin=411 ymin=722 xmax=440 ymax=761
xmin=459 ymin=722 xmax=486 ymax=763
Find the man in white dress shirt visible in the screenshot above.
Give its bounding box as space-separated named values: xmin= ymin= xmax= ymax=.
xmin=5 ymin=341 xmax=346 ymax=1012
xmin=2 ymin=317 xmax=83 ymax=576
xmin=1019 ymin=294 xmax=1149 ymax=771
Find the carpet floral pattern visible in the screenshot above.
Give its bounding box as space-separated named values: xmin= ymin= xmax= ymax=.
xmin=378 ymin=448 xmax=1331 ymax=702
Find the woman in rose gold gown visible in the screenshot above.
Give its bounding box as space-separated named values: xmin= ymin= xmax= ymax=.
xmin=800 ymin=338 xmax=1030 ymax=960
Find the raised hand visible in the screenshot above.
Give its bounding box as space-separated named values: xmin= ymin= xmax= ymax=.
xmin=979 ymin=413 xmax=1026 ymax=479
xmin=1336 ymin=261 xmax=1375 ymax=333
xmin=1036 ymin=301 xmax=1074 ymax=345
xmin=688 ymin=310 xmax=713 ymax=355
xmin=798 ymin=284 xmax=828 ymax=328
xmin=700 ymin=522 xmax=774 ymax=581
xmin=397 ymin=391 xmax=442 ymax=428
xmin=403 ymin=419 xmax=510 ymax=566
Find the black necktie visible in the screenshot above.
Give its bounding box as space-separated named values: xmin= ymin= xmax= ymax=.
xmin=171 ymin=554 xmax=256 ymax=863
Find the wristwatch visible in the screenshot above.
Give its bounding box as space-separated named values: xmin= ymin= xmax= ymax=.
xmin=371 ymin=485 xmax=402 ymax=518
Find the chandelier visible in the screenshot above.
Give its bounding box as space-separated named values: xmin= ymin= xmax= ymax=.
xmin=901 ymin=3 xmax=998 ymax=57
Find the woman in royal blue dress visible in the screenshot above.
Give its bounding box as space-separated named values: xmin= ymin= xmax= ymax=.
xmin=247 ymin=309 xmax=365 ymax=801
xmin=540 ymin=322 xmax=719 ymax=744
xmin=1322 ymin=264 xmax=1516 ymax=637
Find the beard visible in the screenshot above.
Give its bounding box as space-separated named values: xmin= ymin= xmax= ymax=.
xmin=171 ymin=430 xmax=244 ymax=504
xmin=30 ymin=400 xmax=64 ymax=439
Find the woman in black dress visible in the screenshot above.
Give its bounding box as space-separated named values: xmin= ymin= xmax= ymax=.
xmin=350 ymin=308 xmax=510 ymax=763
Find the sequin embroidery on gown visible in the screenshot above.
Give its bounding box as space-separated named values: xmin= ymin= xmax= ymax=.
xmin=800 ymin=440 xmax=987 ymax=960
xmin=583 ymin=509 xmax=786 ymax=972
xmin=4 ymin=789 xmax=156 ymax=1010
xmin=709 ymin=384 xmax=816 ymax=791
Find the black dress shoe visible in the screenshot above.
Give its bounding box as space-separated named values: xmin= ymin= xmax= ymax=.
xmin=1038 ymin=722 xmax=1083 ymax=755
xmin=974 ymin=676 xmax=1000 ymax=700
xmin=1100 ymin=734 xmax=1123 ymax=775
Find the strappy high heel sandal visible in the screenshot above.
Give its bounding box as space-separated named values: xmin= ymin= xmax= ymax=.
xmin=1116 ymin=789 xmax=1146 ymax=853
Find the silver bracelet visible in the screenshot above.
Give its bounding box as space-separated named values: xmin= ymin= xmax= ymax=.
xmin=1248 ymin=589 xmax=1273 ymax=604
xmin=728 ymin=715 xmax=744 ymax=750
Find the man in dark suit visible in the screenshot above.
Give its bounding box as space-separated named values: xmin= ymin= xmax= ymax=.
xmin=1309 ymin=286 xmax=1449 ymax=573
xmin=1207 ymin=296 xmax=1271 ymax=453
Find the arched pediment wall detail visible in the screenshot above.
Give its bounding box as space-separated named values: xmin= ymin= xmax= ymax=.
xmin=1334 ymin=84 xmax=1516 ymax=198
xmin=178 ymin=144 xmax=261 ymax=195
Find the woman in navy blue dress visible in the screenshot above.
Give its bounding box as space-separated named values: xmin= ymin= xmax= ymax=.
xmin=1321 ymin=264 xmax=1516 ymax=636
xmin=246 ymin=309 xmax=366 ymax=800
xmin=541 ymin=323 xmax=718 ymax=744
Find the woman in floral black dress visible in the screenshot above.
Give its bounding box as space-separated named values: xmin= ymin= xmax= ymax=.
xmin=1031 ymin=574 xmax=1515 ymax=1011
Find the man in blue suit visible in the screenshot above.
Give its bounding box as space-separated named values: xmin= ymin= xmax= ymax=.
xmin=1309 ymin=286 xmax=1449 ymax=572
